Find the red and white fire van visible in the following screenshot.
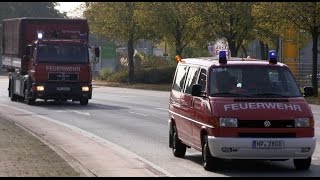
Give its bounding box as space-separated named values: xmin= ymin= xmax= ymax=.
xmin=168 ymin=50 xmax=316 ymax=171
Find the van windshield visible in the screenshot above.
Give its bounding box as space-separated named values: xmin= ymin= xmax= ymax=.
xmin=37 ymin=43 xmax=88 ymax=64
xmin=209 ymin=66 xmax=302 ymax=98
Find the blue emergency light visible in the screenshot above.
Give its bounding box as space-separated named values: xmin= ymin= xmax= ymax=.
xmin=219 ymin=50 xmax=227 ymax=64
xmin=269 ymin=50 xmax=277 ymax=64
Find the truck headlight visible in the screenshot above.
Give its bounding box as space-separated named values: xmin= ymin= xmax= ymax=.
xmin=295 ymin=118 xmax=310 ymax=128
xmin=82 ymin=86 xmax=90 ymax=92
xmin=220 ymin=118 xmax=238 ymax=127
xmin=36 ymin=86 xmax=45 ymax=91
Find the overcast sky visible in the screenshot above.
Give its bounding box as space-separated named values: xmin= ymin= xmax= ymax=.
xmin=55 ymin=2 xmax=85 ymax=17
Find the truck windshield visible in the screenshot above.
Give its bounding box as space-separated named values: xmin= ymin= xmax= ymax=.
xmin=38 ymin=43 xmax=88 ymax=64
xmin=209 ymin=66 xmax=302 ymax=98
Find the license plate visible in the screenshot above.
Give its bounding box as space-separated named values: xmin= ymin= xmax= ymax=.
xmin=57 ymin=87 xmax=70 ymax=91
xmin=252 ymin=140 xmax=284 ymax=149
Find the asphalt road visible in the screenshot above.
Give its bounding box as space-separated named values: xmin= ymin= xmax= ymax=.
xmin=0 ymin=75 xmax=320 ymax=177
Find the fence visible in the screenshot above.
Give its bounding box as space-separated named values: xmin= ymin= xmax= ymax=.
xmin=285 ymin=61 xmax=319 ymax=88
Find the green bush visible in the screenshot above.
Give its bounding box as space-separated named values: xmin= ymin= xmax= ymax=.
xmin=135 ymin=66 xmax=176 ymax=84
xmin=98 ymin=68 xmax=113 ymax=80
xmin=106 ymin=70 xmax=129 ymax=83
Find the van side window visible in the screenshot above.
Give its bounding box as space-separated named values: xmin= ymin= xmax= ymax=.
xmin=184 ymin=67 xmax=199 ymax=94
xmin=173 ymin=65 xmax=188 ymax=92
xmin=198 ymin=69 xmax=207 ymax=93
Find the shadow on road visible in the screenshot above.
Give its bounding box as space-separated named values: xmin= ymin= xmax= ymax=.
xmin=184 ymin=153 xmax=320 ymax=177
xmin=24 ymin=100 xmax=128 ymax=110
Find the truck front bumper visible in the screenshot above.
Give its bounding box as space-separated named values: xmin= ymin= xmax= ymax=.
xmin=31 ymin=82 xmax=92 ymax=100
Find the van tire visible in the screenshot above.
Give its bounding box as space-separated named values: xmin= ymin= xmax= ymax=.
xmin=172 ymin=125 xmax=186 ymax=157
xmin=202 ymin=135 xmax=215 ymax=171
xmin=294 ymin=157 xmax=311 ymax=170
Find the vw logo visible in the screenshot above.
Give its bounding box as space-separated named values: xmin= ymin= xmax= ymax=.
xmin=264 ymin=120 xmax=271 ymax=127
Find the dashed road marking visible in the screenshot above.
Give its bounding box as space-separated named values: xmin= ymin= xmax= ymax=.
xmin=129 ymin=111 xmax=148 ymax=117
xmin=155 ymin=108 xmax=168 ymax=111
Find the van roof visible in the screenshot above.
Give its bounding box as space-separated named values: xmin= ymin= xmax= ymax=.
xmin=179 ymin=57 xmax=288 ymax=68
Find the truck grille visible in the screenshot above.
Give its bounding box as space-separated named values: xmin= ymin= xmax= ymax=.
xmin=48 ymin=73 xmax=78 ymax=81
xmin=238 ymin=120 xmax=294 ymax=128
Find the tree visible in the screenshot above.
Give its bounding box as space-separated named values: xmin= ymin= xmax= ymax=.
xmin=143 ymin=2 xmax=207 ymax=57
xmin=84 ymin=2 xmax=156 ymax=83
xmin=0 ymin=2 xmax=65 ymax=20
xmin=202 ymin=2 xmax=255 ymax=57
xmin=253 ymin=2 xmax=320 ymax=96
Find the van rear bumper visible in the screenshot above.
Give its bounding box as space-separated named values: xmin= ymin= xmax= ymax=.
xmin=207 ymin=136 xmax=316 ymax=159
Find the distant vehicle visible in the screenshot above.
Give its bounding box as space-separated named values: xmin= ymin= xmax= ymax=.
xmin=304 ymin=73 xmax=320 ymax=84
xmin=2 ymin=17 xmax=100 ymax=105
xmin=168 ymin=50 xmax=315 ymax=171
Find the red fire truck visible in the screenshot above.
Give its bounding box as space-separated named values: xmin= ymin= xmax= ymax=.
xmin=169 ymin=51 xmax=316 ymax=171
xmin=2 ymin=17 xmax=99 ymax=105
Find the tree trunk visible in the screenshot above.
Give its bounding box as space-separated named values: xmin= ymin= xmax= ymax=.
xmin=176 ymin=42 xmax=183 ymax=56
xmin=311 ymin=30 xmax=318 ymax=97
xmin=127 ymin=37 xmax=135 ymax=83
xmin=228 ymin=41 xmax=238 ymax=57
xmin=241 ymin=44 xmax=247 ymax=58
xmin=260 ymin=40 xmax=266 ymax=60
xmin=265 ymin=44 xmax=269 ymax=60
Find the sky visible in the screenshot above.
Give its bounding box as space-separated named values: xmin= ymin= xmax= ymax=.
xmin=55 ymin=2 xmax=85 ymax=17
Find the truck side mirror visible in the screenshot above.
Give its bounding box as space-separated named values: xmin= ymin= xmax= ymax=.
xmin=303 ymin=86 xmax=313 ymax=97
xmin=25 ymin=45 xmax=33 ymax=56
xmin=95 ymin=47 xmax=100 ymax=58
xmin=191 ymin=84 xmax=202 ymax=97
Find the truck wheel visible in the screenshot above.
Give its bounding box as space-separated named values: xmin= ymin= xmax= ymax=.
xmin=202 ymin=135 xmax=216 ymax=171
xmin=80 ymin=98 xmax=88 ymax=105
xmin=294 ymin=157 xmax=311 ymax=170
xmin=25 ymin=89 xmax=35 ymax=105
xmin=172 ymin=124 xmax=186 ymax=157
xmin=10 ymin=84 xmax=18 ymax=101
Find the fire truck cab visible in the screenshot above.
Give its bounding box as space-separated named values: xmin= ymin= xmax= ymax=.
xmin=168 ymin=50 xmax=316 ymax=171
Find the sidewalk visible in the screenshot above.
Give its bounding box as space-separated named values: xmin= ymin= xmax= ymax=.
xmin=0 ymin=116 xmax=82 ymax=177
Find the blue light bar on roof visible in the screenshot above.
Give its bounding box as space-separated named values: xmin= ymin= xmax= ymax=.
xmin=268 ymin=50 xmax=277 ymax=64
xmin=219 ymin=50 xmax=227 ymax=64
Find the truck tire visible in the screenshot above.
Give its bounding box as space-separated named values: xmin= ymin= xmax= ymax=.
xmin=80 ymin=98 xmax=88 ymax=106
xmin=25 ymin=89 xmax=35 ymax=105
xmin=10 ymin=81 xmax=18 ymax=101
xmin=294 ymin=157 xmax=311 ymax=170
xmin=172 ymin=124 xmax=186 ymax=157
xmin=202 ymin=135 xmax=216 ymax=171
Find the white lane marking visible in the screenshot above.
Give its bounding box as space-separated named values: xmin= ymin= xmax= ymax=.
xmin=70 ymin=110 xmax=90 ymax=116
xmin=155 ymin=108 xmax=168 ymax=111
xmin=129 ymin=111 xmax=148 ymax=117
xmin=56 ymin=110 xmax=90 ymax=116
xmin=0 ymin=104 xmax=174 ymax=177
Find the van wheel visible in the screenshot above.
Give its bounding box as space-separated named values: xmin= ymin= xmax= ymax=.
xmin=294 ymin=157 xmax=311 ymax=170
xmin=80 ymin=98 xmax=88 ymax=106
xmin=172 ymin=124 xmax=186 ymax=157
xmin=202 ymin=135 xmax=215 ymax=171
